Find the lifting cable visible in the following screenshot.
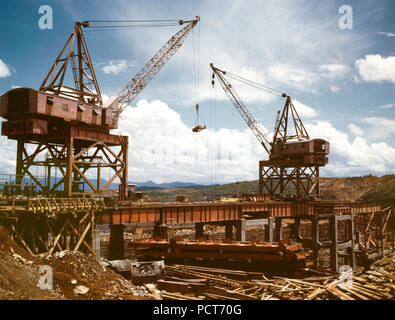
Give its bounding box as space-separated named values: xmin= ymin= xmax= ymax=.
xmin=192 ymin=23 xmax=206 ymax=133
xmin=83 ymin=19 xmax=192 ymax=32
xmin=223 ymin=71 xmax=285 ymax=97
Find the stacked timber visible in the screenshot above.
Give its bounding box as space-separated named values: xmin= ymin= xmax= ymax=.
xmin=157 ymin=255 xmax=395 ymax=300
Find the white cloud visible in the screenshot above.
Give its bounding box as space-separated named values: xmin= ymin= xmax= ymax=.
xmin=377 ymin=32 xmax=395 ymax=38
xmin=0 ymin=59 xmax=11 ymax=78
xmin=102 ymin=59 xmax=136 ymax=74
xmin=348 ymin=123 xmax=364 ymax=136
xmin=318 ymin=64 xmax=348 ymax=78
xmin=267 ymin=64 xmax=315 ymax=90
xmin=306 ymin=121 xmax=395 ymax=176
xmin=114 ymin=99 xmax=395 ymax=182
xmin=0 ymin=98 xmax=393 ymax=182
xmin=355 ymin=55 xmax=395 ymax=84
xmin=377 ymin=104 xmax=395 ymax=110
xmin=331 ymin=86 xmax=341 ymax=93
xmin=359 ymin=117 xmax=395 ymax=140
xmin=11 ymin=85 xmax=21 ymax=89
xmin=292 ymin=100 xmax=317 ymax=118
xmin=117 ymin=99 xmax=264 ymax=183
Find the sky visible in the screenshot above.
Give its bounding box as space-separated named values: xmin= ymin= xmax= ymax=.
xmin=0 ymin=0 xmax=394 ymax=184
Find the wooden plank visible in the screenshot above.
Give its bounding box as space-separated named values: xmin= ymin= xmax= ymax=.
xmin=203 ymin=292 xmax=235 ymax=300
xmin=11 ymin=225 xmax=34 ymax=256
xmin=377 ymin=268 xmax=395 ymax=282
xmin=273 ymin=277 xmax=326 ymax=288
xmin=327 ymin=287 xmax=354 ymax=300
xmin=350 ymin=283 xmax=385 ymax=299
xmin=338 ymin=285 xmax=370 ymax=300
xmin=209 ymin=286 xmax=258 ymax=300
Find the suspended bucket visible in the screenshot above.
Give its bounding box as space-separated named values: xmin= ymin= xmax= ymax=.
xmin=192 ymin=125 xmax=207 ymax=132
xmin=192 ymin=103 xmax=207 ymax=133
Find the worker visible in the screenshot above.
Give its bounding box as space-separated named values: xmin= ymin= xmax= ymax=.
xmin=3 ymin=182 xmax=9 ymax=198
xmin=23 ymin=183 xmax=29 ymax=197
xmin=10 ymin=182 xmax=15 ymax=197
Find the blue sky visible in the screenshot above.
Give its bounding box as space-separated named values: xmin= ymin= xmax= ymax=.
xmin=0 ymin=0 xmax=395 ymax=183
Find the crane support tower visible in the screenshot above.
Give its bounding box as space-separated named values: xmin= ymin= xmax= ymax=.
xmin=210 ymin=64 xmax=330 ymax=200
xmin=0 ymin=17 xmax=199 ymax=198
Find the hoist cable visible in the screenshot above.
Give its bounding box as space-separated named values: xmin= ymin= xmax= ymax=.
xmin=224 ymin=72 xmax=285 ymax=97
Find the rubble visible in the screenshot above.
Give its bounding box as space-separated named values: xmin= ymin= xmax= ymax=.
xmin=159 ymin=256 xmax=395 ymax=300
xmin=74 ymin=285 xmax=90 ymax=295
xmin=0 ymin=226 xmax=158 ymax=300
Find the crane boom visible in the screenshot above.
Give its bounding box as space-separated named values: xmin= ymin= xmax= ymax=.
xmin=210 ymin=63 xmax=272 ymax=155
xmin=112 ymin=16 xmax=200 ymax=118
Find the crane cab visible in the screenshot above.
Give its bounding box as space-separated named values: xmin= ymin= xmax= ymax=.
xmin=270 ymin=138 xmax=330 ymax=165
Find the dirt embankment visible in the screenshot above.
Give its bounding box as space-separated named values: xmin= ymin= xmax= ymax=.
xmin=0 ymin=226 xmax=154 ymax=300
xmin=142 ymin=175 xmax=395 ymax=205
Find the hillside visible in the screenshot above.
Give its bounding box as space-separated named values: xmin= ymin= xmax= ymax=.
xmin=142 ymin=175 xmax=395 ymax=207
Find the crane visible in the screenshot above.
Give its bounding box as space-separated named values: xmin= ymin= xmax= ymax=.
xmin=210 ymin=63 xmax=328 ymax=164
xmin=210 ymin=63 xmax=330 ymax=199
xmin=1 ymin=17 xmax=200 ymax=198
xmin=39 ymin=17 xmax=200 ymax=129
xmin=109 ymin=16 xmax=200 ymax=120
xmin=210 ymin=63 xmax=273 ymax=155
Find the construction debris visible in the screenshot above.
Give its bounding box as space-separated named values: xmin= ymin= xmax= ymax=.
xmin=158 ymin=255 xmax=395 ymax=300
xmin=0 ymin=226 xmax=157 ymax=300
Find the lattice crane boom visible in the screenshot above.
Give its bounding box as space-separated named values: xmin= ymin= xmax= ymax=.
xmin=112 ymin=16 xmax=200 ymax=118
xmin=210 ymin=63 xmax=272 ymax=156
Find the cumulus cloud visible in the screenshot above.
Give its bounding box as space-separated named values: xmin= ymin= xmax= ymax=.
xmin=292 ymin=100 xmax=318 ymax=118
xmin=318 ymin=64 xmax=348 ymax=78
xmin=348 ymin=123 xmax=364 ymax=136
xmin=117 ymin=99 xmax=264 ymax=183
xmin=102 ymin=59 xmax=136 ymax=74
xmin=0 ymin=136 xmax=17 ymax=173
xmin=355 ymin=55 xmax=395 ymax=84
xmin=114 ymin=99 xmax=395 ymax=182
xmin=306 ymin=121 xmax=395 ymax=176
xmin=359 ymin=117 xmax=395 ymax=140
xmin=0 ymin=59 xmax=11 ymax=78
xmin=0 ymin=99 xmax=393 ymax=182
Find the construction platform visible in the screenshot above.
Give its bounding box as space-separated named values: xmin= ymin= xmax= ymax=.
xmin=0 ymin=196 xmax=392 ymax=273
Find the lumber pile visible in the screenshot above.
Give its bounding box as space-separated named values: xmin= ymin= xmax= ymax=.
xmin=159 ymin=253 xmax=395 ymax=300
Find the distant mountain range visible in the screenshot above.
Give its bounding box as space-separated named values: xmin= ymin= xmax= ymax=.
xmin=131 ymin=181 xmax=216 ymax=191
xmin=0 ymin=175 xmax=220 ymax=192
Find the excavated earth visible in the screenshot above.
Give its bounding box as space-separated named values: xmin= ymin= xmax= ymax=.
xmin=0 ymin=226 xmax=157 ymax=300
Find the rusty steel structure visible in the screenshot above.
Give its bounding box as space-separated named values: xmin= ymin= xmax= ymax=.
xmin=210 ymin=64 xmax=329 ymax=199
xmin=97 ymin=201 xmax=381 ymax=225
xmin=0 ymin=194 xmax=391 ymax=271
xmin=0 ymin=17 xmax=200 ymax=198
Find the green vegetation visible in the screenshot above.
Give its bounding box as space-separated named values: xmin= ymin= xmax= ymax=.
xmin=142 ymin=175 xmax=395 ymax=207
